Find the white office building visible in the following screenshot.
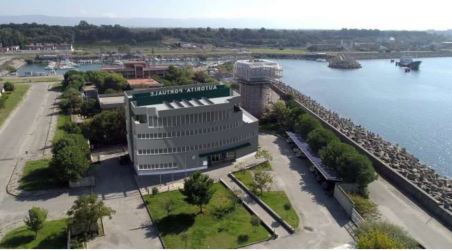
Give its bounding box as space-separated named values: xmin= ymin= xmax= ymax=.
xmin=125 ymin=84 xmax=258 ymax=175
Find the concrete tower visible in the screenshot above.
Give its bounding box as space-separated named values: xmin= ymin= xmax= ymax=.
xmin=233 ymin=59 xmax=282 ymax=118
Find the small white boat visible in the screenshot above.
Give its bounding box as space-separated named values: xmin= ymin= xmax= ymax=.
xmin=45 ymin=61 xmax=56 ymax=70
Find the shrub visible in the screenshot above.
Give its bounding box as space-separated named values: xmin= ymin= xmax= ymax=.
xmin=3 ymin=81 xmax=14 ymax=91
xmin=152 ymin=187 xmax=159 ymax=195
xmin=237 ymin=234 xmax=249 ymax=244
xmin=355 ymin=221 xmax=419 ymax=249
xmin=284 ymin=202 xmax=292 ymax=210
xmin=295 ymin=113 xmax=321 ymax=138
xmin=24 ymin=207 xmax=48 ymax=238
xmin=349 ymin=194 xmax=379 ymax=220
xmin=307 ymin=127 xmax=339 ymax=153
xmin=63 ymin=122 xmax=82 ymax=134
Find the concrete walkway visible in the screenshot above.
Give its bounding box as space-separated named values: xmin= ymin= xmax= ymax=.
xmin=87 ymin=156 xmax=162 ymax=249
xmin=250 ymin=134 xmax=354 ymax=248
xmin=222 ymin=176 xmax=290 ymax=237
xmin=369 ymin=178 xmax=452 ymax=248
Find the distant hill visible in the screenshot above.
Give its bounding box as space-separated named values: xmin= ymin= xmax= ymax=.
xmin=0 ymin=15 xmax=295 ymax=29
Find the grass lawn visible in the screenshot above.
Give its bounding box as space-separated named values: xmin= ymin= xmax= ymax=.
xmin=0 ymin=219 xmax=67 ymax=249
xmin=1 ymin=76 xmax=63 ymax=84
xmin=144 ymin=183 xmax=271 ymax=248
xmin=259 ymin=192 xmax=300 ymax=229
xmin=234 ymin=162 xmax=272 ymax=188
xmin=234 ymin=168 xmax=300 ymax=229
xmin=234 ymin=169 xmax=254 ymax=188
xmin=53 ymin=114 xmax=71 ymax=143
xmin=19 ymin=159 xmax=64 ymax=191
xmin=0 ymin=83 xmax=30 ymax=127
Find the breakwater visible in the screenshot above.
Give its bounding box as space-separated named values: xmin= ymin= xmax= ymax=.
xmin=271 ymin=81 xmax=452 ymax=228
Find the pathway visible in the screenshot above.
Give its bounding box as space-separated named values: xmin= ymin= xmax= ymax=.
xmin=222 ymin=176 xmax=290 ymax=237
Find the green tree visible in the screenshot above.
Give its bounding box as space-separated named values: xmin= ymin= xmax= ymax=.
xmin=255 ymin=148 xmax=273 ymax=161
xmin=60 ymin=87 xmax=83 ymax=114
xmin=80 ymin=98 xmax=100 ymax=117
xmin=355 ymin=221 xmax=419 ymax=249
xmin=337 ymin=152 xmax=377 ymax=194
xmin=52 ymin=133 xmax=90 ymax=158
xmin=3 ymin=81 xmax=14 ymax=91
xmin=180 ymin=172 xmax=213 ymax=214
xmin=319 ymin=141 xmax=356 ymax=168
xmin=67 ymin=194 xmax=115 ymax=241
xmin=50 ymin=145 xmax=90 ymax=182
xmin=251 ymin=170 xmax=273 ymax=195
xmin=24 ymin=207 xmax=48 ymax=238
xmin=82 ymin=109 xmax=126 ymax=145
xmin=306 ymin=127 xmax=338 ymax=153
xmin=295 ymin=113 xmax=321 ymax=138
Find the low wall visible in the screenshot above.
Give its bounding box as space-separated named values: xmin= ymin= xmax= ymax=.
xmin=228 ymin=173 xmax=296 ymax=234
xmin=272 ymin=85 xmax=452 ymax=230
xmin=333 ymin=184 xmax=365 ymax=226
xmin=219 ymin=178 xmax=277 ymax=239
xmin=334 ymin=185 xmax=354 ymax=216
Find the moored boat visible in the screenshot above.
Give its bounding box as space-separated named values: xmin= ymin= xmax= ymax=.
xmin=396 ymin=56 xmax=422 ymax=70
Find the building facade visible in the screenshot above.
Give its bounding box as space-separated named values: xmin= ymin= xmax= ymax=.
xmin=102 ymin=61 xmax=169 ymax=79
xmin=234 ymin=59 xmax=282 ymax=118
xmin=125 ymin=84 xmax=258 ymax=175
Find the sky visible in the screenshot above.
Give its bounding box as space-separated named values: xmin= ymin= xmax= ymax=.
xmin=0 ymin=0 xmax=451 ymax=30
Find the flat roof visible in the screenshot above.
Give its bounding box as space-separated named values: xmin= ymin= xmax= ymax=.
xmin=286 ymin=131 xmax=342 ymax=182
xmin=127 ymin=78 xmax=162 ymax=88
xmin=127 ymin=84 xmax=232 ymax=107
xmin=99 ymin=95 xmax=124 ymax=106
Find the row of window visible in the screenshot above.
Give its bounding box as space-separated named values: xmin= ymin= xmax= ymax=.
xmin=148 ymin=109 xmax=232 ymax=128
xmin=137 ymin=121 xmax=240 ymax=139
xmin=138 ymin=162 xmax=178 ymax=170
xmin=137 ymin=132 xmax=255 ymax=156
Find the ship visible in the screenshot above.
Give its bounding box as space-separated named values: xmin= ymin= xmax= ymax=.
xmin=396 ymin=56 xmax=422 ymax=70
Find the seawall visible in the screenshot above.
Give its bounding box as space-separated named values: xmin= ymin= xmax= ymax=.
xmin=270 ymin=83 xmax=452 ymax=230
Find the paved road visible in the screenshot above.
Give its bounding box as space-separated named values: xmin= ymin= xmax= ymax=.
xmin=250 ymin=134 xmax=354 ymax=248
xmin=0 ymin=83 xmax=86 ymax=238
xmin=87 ymin=156 xmax=162 ymax=249
xmin=369 ymin=178 xmax=452 ymax=248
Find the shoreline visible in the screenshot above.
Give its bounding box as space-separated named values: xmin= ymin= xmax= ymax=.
xmin=256 ymin=50 xmax=452 ymax=61
xmin=271 ymin=81 xmax=451 ymax=213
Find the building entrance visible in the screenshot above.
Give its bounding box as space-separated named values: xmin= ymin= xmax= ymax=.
xmin=208 ymin=151 xmax=236 ymax=165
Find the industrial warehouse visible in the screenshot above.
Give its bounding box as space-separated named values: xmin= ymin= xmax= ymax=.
xmin=125 ymin=84 xmax=259 ymax=175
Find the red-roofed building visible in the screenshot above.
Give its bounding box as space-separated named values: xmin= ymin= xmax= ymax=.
xmin=102 ymin=61 xmax=169 ymax=79
xmin=127 ymin=78 xmax=163 ymax=89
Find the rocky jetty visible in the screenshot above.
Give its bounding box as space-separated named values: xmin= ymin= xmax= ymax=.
xmin=328 ymin=54 xmax=361 ymax=69
xmin=273 ymin=81 xmax=452 ymax=211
